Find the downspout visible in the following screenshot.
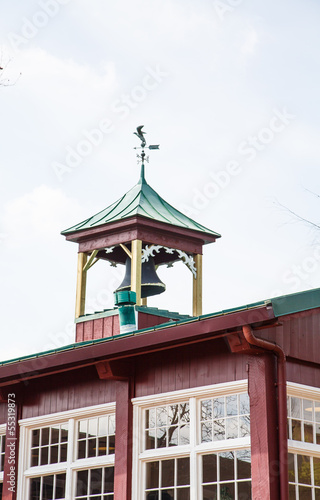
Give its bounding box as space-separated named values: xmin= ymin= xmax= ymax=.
xmin=242 ymin=324 xmax=289 ymax=500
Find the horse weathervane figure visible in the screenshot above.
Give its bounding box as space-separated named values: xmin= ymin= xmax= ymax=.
xmin=133 ymin=125 xmax=159 ymax=167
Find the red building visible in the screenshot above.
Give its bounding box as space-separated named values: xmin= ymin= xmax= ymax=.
xmin=0 ymin=152 xmax=320 ymax=500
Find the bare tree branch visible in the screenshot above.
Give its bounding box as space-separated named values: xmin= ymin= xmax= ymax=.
xmin=275 ymin=200 xmax=320 ymax=230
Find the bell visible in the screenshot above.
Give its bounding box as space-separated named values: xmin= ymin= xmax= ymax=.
xmin=115 ymin=256 xmax=166 ymax=298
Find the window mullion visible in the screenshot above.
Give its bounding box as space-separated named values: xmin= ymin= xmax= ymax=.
xmin=189 ymin=397 xmax=197 ymax=500
xmin=65 ymin=417 xmax=74 ymax=500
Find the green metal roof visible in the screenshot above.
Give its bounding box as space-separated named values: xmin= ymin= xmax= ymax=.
xmin=1 ymin=287 xmax=320 ymax=367
xmin=61 ymin=166 xmax=221 ymax=238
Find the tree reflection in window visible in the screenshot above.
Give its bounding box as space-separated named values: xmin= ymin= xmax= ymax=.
xmin=201 ymin=393 xmax=250 ymax=443
xmin=145 ymin=403 xmax=190 ymax=450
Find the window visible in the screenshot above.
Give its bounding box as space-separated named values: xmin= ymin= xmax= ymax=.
xmin=288 ymin=396 xmax=320 ymax=445
xmin=202 ymin=450 xmax=251 ymax=500
xmin=75 ymin=467 xmax=114 ymax=499
xmin=31 ymin=424 xmax=68 ymax=466
xmin=18 ymin=404 xmax=115 ymax=500
xmin=288 ymin=384 xmax=320 ymax=500
xmin=288 ymin=453 xmax=320 ymax=499
xmin=145 ymin=403 xmax=190 ymax=449
xmin=200 ymin=394 xmax=250 ymax=442
xmin=29 ymin=473 xmax=66 ymax=500
xmin=133 ymin=381 xmax=251 ymax=500
xmin=77 ymin=415 xmax=115 ymax=459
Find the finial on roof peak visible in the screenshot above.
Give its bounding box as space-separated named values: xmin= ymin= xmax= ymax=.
xmin=133 ymin=125 xmax=159 ymax=183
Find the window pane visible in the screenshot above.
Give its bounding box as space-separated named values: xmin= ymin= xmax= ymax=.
xmin=30 ymin=477 xmax=41 ymax=500
xmin=31 ymin=448 xmax=39 ymax=467
xmin=98 ymin=436 xmax=107 ymax=456
xmin=51 ymin=427 xmax=59 ymax=444
xmin=220 ymin=452 xmax=234 ymax=481
xmin=41 ymin=428 xmax=50 ymax=446
xmin=147 ymin=408 xmax=156 ymax=428
xmin=50 ymin=445 xmax=58 ymax=464
xmin=78 ymin=420 xmax=87 ymax=438
xmin=88 ymin=418 xmax=98 ymax=438
xmin=213 ymin=419 xmax=225 ymax=440
xmin=177 ymin=458 xmax=189 ymax=486
xmin=61 ymin=425 xmax=68 ymax=442
xmin=179 ymin=424 xmax=190 ymax=445
xmin=299 ymin=486 xmax=312 ymax=500
xmin=77 ymin=470 xmax=88 ymax=496
xmin=146 ymin=462 xmax=159 ymax=489
xmin=239 ymin=393 xmax=250 ymax=415
xmin=104 ymin=467 xmax=114 ymax=494
xmin=288 ymin=453 xmax=295 ymax=482
xmin=32 ymin=429 xmax=40 ymax=447
xmin=146 ymin=429 xmax=156 ymax=449
xmin=314 ymin=457 xmax=320 ymax=487
xmin=316 ymin=424 xmax=320 ymax=445
xmin=98 ymin=417 xmax=108 ymax=437
xmin=177 ymin=488 xmax=190 ymax=500
xmin=226 ymin=418 xmax=238 ymax=439
xmin=220 ymin=483 xmax=234 ymax=498
xmin=202 ymin=454 xmax=217 ymax=483
xmin=292 ymin=420 xmax=302 ymax=441
xmin=157 ymin=407 xmax=167 ymax=427
xmin=303 ymin=400 xmax=313 ymax=421
xmin=315 ymin=489 xmax=320 ymax=500
xmin=55 ymin=474 xmax=66 ymax=500
xmin=239 ymin=415 xmax=250 ymax=437
xmin=237 ymin=450 xmax=251 ymax=480
xmin=78 ymin=439 xmax=86 ymax=459
xmin=203 ymin=484 xmax=217 ymax=500
xmin=201 ymin=400 xmax=212 ymax=420
xmin=201 ymin=422 xmax=212 ymax=442
xmin=291 ymin=397 xmax=301 ymax=418
xmin=161 ymin=489 xmax=174 ymax=499
xmin=298 ymin=455 xmax=311 ymax=485
xmin=315 ymin=402 xmax=320 ymax=423
xmin=88 ymin=437 xmax=96 ymax=457
xmin=289 ymin=483 xmax=296 ymax=499
xmin=42 ymin=475 xmax=53 ymax=500
xmin=304 ymin=423 xmax=313 ymax=443
xmin=238 ymin=481 xmax=252 ymax=498
xmin=109 ymin=414 xmax=116 ymax=435
xmin=162 ymin=460 xmax=174 ymax=488
xmin=213 ymin=398 xmax=225 ymax=418
xmin=60 ymin=443 xmax=67 ymax=462
xmin=90 ymin=468 xmax=102 ymax=495
xmin=226 ymin=395 xmax=237 ymax=416
xmin=157 ymin=428 xmax=167 ymax=448
xmin=108 ymin=434 xmax=115 ymax=454
xmin=168 ymin=426 xmax=178 ymax=446
xmin=40 ymin=447 xmax=49 ymax=466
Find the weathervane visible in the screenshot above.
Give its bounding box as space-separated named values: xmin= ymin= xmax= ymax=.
xmin=133 ymin=125 xmax=159 ymax=165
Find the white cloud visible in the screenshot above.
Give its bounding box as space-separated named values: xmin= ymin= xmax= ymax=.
xmin=2 ymin=185 xmax=82 ymax=247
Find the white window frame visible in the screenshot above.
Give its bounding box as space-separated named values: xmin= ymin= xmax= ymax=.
xmin=17 ymin=402 xmax=115 ymax=500
xmin=287 ymin=382 xmax=320 ymax=499
xmin=132 ymin=380 xmax=250 ymax=500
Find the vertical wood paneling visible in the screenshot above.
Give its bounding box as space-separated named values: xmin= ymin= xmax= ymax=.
xmin=93 ymin=318 xmax=104 ymax=339
xmin=83 ymin=320 xmax=94 ymax=341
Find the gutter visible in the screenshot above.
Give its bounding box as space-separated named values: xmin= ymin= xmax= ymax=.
xmin=242 ymin=324 xmax=289 ymax=500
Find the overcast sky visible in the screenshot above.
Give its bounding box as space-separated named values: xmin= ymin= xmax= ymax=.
xmin=0 ymin=0 xmax=319 ymax=361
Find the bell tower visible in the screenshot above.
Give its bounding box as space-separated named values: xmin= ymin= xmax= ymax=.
xmin=61 ymin=127 xmax=221 ymax=339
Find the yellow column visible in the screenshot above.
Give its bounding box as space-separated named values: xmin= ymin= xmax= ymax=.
xmin=75 ymin=252 xmax=87 ymax=318
xmin=131 ymin=239 xmax=142 ymax=306
xmin=192 ymin=254 xmax=202 ymax=316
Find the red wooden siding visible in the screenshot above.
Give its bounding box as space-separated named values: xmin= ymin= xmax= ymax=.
xmin=21 ymin=367 xmax=116 ymax=419
xmin=134 ymin=339 xmax=248 ymax=398
xmin=255 ymin=308 xmax=320 ymax=365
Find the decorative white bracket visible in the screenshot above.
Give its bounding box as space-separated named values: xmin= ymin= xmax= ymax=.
xmin=141 ymin=244 xmax=197 ymax=278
